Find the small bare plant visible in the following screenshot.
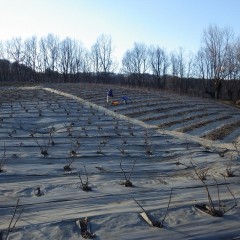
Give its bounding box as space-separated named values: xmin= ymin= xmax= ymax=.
xmin=144 ymin=129 xmax=151 ymax=144
xmin=78 ymin=166 xmax=92 ymax=191
xmin=97 ymin=125 xmax=102 ymax=131
xmin=222 ymin=155 xmax=240 ymax=177
xmin=114 ymin=120 xmax=119 ymax=129
xmin=121 ymin=135 xmax=128 ymax=145
xmin=100 ymin=136 xmax=108 ymax=146
xmin=114 ymin=128 xmax=122 ymax=136
xmin=129 ymin=129 xmax=134 ymax=136
xmin=191 ymin=161 xmax=237 ymax=217
xmin=64 ymin=107 xmax=70 ymax=116
xmin=76 ymin=217 xmax=96 ymax=239
xmin=49 ymin=127 xmax=56 ymax=146
xmin=34 ymin=133 xmax=52 ymax=157
xmin=96 ymin=143 xmax=105 ymax=156
xmin=87 ymin=117 xmax=92 ymax=125
xmin=34 ymin=186 xmax=44 ymax=197
xmin=119 ymin=159 xmax=136 ymax=187
xmin=0 ymin=143 xmax=7 ymax=173
xmin=38 ymin=108 xmax=42 ymax=117
xmin=64 ymin=158 xmax=75 ymax=172
xmin=82 ymin=127 xmax=88 ymax=137
xmin=29 ymin=127 xmax=37 ymax=137
xmin=64 ymin=123 xmax=73 ymax=137
xmin=127 ymin=122 xmax=134 ymax=136
xmin=2 ymin=198 xmax=24 ymax=240
xmin=145 ymin=143 xmax=153 ymax=157
xmin=64 ymin=139 xmax=81 ymax=171
xmin=132 ymin=189 xmax=173 ymax=228
xmin=70 ymin=138 xmax=81 ymax=158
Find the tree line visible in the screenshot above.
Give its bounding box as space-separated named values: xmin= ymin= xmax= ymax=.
xmin=0 ymin=24 xmax=240 ymax=101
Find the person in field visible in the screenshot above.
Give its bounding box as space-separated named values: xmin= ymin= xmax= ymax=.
xmin=120 ymin=96 xmax=128 ymax=104
xmin=107 ymin=89 xmax=113 ymax=104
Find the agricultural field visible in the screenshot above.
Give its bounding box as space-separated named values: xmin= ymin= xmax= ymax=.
xmin=0 ymin=83 xmax=240 ymax=240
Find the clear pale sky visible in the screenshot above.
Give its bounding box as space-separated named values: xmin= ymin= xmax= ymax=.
xmin=0 ymin=0 xmax=240 ymax=62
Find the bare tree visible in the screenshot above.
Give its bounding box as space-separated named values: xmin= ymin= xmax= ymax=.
xmin=73 ymin=43 xmax=86 ymax=73
xmin=39 ymin=34 xmax=60 ymax=74
xmin=91 ymin=34 xmax=116 ymax=82
xmin=170 ymin=51 xmax=179 ymax=77
xmin=96 ymin=34 xmax=116 ymax=73
xmin=23 ymin=36 xmax=38 ymax=71
xmin=148 ymin=45 xmax=169 ymax=88
xmin=221 ymin=39 xmax=240 ymax=99
xmin=0 ymin=41 xmax=5 ymax=59
xmin=201 ymin=25 xmax=234 ymax=81
xmin=5 ymin=37 xmax=25 ymax=63
xmin=122 ymin=42 xmax=149 ymax=86
xmin=58 ymin=37 xmax=78 ymax=82
xmin=5 ymin=37 xmax=26 ymax=81
xmin=185 ymin=52 xmax=195 ymax=78
xmin=178 ymin=47 xmax=186 ymax=78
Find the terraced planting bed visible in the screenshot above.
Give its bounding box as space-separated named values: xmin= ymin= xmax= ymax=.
xmin=53 ymin=83 xmax=240 ymax=143
xmin=0 ymin=84 xmax=240 ymax=240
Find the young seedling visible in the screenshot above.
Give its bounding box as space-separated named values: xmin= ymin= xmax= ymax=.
xmin=129 ymin=129 xmax=134 ymax=136
xmin=222 ymin=155 xmax=240 ymax=177
xmin=132 ymin=189 xmax=173 ymax=228
xmin=82 ymin=127 xmax=88 ymax=137
xmin=144 ymin=129 xmax=151 ymax=145
xmin=78 ymin=165 xmax=92 ymax=191
xmin=64 ymin=107 xmax=70 ymax=116
xmin=49 ymin=127 xmax=56 ymax=146
xmin=145 ymin=142 xmax=153 ymax=157
xmin=64 ymin=123 xmax=73 ymax=137
xmin=114 ymin=128 xmax=122 ymax=136
xmin=127 ymin=122 xmax=134 ymax=136
xmin=114 ymin=120 xmax=119 ymax=129
xmin=38 ymin=108 xmax=42 ymax=117
xmin=76 ymin=217 xmax=96 ymax=239
xmin=23 ymin=106 xmax=28 ymax=112
xmin=100 ymin=136 xmax=108 ymax=146
xmin=0 ymin=143 xmax=7 ymax=173
xmin=121 ymin=135 xmax=128 ymax=145
xmin=64 ymin=139 xmax=81 ymax=171
xmin=34 ymin=186 xmax=44 ymax=197
xmin=97 ymin=125 xmax=102 ymax=132
xmin=34 ymin=133 xmax=52 ymax=157
xmin=87 ymin=117 xmax=92 ymax=125
xmin=70 ymin=138 xmax=81 ymax=158
xmin=96 ymin=143 xmax=105 ymax=156
xmin=119 ymin=159 xmax=136 ymax=187
xmin=191 ymin=161 xmax=237 ymax=217
xmin=2 ymin=198 xmax=24 ymax=240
